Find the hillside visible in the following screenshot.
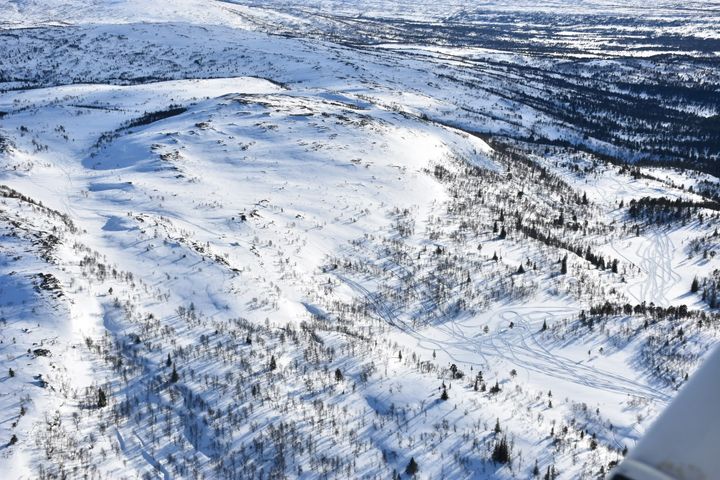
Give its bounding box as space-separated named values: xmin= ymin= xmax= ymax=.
xmin=1 ymin=2 xmax=719 ymax=479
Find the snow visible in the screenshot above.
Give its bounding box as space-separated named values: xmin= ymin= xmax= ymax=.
xmin=1 ymin=1 xmax=719 ymax=479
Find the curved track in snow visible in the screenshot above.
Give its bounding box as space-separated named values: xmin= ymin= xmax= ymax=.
xmin=338 ymin=275 xmax=671 ymax=403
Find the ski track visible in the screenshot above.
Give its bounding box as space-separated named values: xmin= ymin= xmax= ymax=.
xmin=337 ymin=275 xmax=671 ymax=404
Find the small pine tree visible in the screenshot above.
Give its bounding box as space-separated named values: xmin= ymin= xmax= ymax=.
xmin=405 ymin=457 xmax=419 ymax=476
xmin=533 ymin=460 xmax=540 ymax=477
xmin=489 ymin=381 xmax=501 ymax=394
xmin=494 ymin=418 xmax=501 ymax=434
xmin=166 ymin=353 xmax=172 ymax=368
xmin=500 ymin=226 xmax=507 ymax=239
xmin=440 ymin=388 xmax=449 ymax=401
xmin=170 ymin=363 xmax=179 ymax=383
xmin=246 ymin=335 xmax=252 ymax=345
xmin=9 ymin=434 xmax=18 ymax=446
xmin=491 ymin=435 xmax=510 ymax=463
xmin=8 ymin=368 xmax=14 ymax=378
xmin=541 ymin=320 xmax=547 ymax=332
xmin=97 ymin=387 xmax=107 ymax=408
xmin=691 ymin=277 xmax=699 ymax=293
xmin=517 ymin=264 xmax=525 ymax=274
xmin=269 ymin=355 xmax=277 ymax=371
xmin=561 ymin=255 xmax=567 ymax=275
xmin=334 ymin=368 xmax=343 ymax=382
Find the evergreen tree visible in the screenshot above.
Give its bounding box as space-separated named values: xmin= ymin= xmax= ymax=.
xmin=170 ymin=363 xmax=179 ymax=383
xmin=494 ymin=418 xmax=501 ymax=434
xmin=8 ymin=368 xmax=14 ymax=378
xmin=691 ymin=276 xmax=700 ymax=293
xmin=440 ymin=387 xmax=449 ymax=401
xmin=405 ymin=457 xmax=419 ymax=476
xmin=98 ymin=387 xmax=107 ymax=408
xmin=541 ymin=320 xmax=547 ymax=332
xmin=500 ymin=226 xmax=507 ymax=239
xmin=166 ymin=353 xmax=172 ymax=368
xmin=334 ymin=368 xmax=343 ymax=382
xmin=533 ymin=460 xmax=540 ymax=477
xmin=560 ymin=255 xmax=568 ymax=275
xmin=491 ymin=435 xmax=510 ymax=463
xmin=269 ymin=355 xmax=277 ymax=371
xmin=517 ymin=264 xmax=525 ymax=274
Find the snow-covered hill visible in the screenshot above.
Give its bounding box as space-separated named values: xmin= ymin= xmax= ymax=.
xmin=1 ymin=1 xmax=719 ymax=479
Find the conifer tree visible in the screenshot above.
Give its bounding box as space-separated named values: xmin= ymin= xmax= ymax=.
xmin=405 ymin=457 xmax=419 ymax=476
xmin=491 ymin=435 xmax=510 ymax=463
xmin=98 ymin=387 xmax=107 ymax=408
xmin=440 ymin=387 xmax=449 ymax=401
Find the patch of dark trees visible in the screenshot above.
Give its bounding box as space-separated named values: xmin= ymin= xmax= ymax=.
xmin=587 ymin=301 xmax=717 ymax=322
xmin=627 ymin=196 xmax=720 ymax=223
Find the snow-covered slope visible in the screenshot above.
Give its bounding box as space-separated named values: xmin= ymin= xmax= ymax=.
xmin=1 ymin=2 xmax=719 ymax=479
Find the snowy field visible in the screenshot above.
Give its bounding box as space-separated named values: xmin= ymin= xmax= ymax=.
xmin=1 ymin=1 xmax=720 ymax=479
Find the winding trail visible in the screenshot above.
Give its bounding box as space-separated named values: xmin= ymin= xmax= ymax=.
xmin=615 ymin=229 xmax=680 ymax=307
xmin=337 ymin=274 xmax=671 ymax=403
